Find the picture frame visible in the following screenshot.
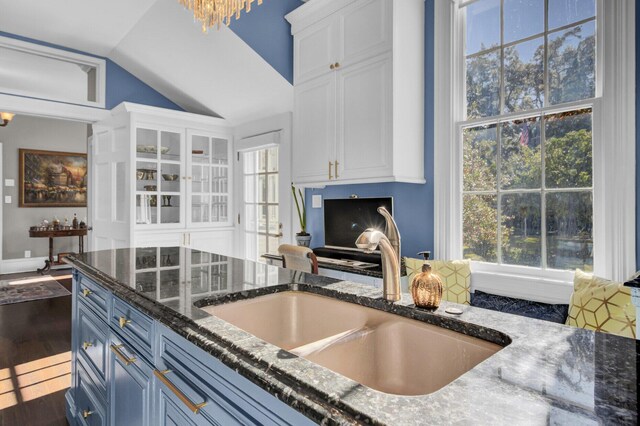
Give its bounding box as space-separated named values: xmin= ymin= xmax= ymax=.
xmin=19 ymin=149 xmax=88 ymax=207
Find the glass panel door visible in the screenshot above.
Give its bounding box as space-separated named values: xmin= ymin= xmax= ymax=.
xmin=135 ymin=127 xmax=182 ymax=226
xmin=189 ymin=133 xmax=230 ymax=226
xmin=242 ymin=147 xmax=281 ymax=261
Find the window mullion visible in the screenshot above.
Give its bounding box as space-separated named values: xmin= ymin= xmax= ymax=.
xmin=496 ymin=123 xmax=503 ymax=265
xmin=540 ymin=113 xmax=548 ymax=270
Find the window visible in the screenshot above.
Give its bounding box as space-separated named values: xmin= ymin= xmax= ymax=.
xmin=0 ymin=36 xmax=106 ymax=108
xmin=242 ymin=147 xmax=281 ymax=261
xmin=460 ymin=0 xmax=596 ymax=271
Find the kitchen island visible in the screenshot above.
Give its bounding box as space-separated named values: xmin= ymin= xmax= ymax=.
xmin=65 ymin=247 xmax=637 ymax=425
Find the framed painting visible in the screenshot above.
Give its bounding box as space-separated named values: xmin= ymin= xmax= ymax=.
xmin=19 ymin=149 xmax=88 ymax=207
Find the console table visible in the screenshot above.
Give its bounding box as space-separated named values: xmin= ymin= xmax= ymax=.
xmin=28 ymin=228 xmax=89 ymax=274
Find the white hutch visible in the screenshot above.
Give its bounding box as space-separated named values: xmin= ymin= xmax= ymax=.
xmin=89 ymin=103 xmax=234 ymax=256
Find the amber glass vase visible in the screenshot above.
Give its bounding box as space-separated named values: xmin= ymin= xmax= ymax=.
xmin=410 ymin=263 xmax=443 ymax=308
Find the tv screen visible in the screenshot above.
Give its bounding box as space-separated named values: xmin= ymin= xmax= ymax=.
xmin=324 ymin=197 xmax=393 ymax=250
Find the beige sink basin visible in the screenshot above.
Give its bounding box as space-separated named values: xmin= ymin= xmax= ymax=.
xmin=201 ymin=291 xmax=503 ymax=396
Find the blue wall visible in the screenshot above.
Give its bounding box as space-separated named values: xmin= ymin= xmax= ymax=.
xmin=229 ymin=0 xmax=302 ymax=84
xmin=0 ymin=31 xmax=183 ymax=111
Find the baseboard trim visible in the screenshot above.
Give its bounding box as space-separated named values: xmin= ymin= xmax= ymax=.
xmin=0 ymin=257 xmax=69 ymax=274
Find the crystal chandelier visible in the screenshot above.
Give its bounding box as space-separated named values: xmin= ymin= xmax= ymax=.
xmin=179 ymin=0 xmax=263 ymax=31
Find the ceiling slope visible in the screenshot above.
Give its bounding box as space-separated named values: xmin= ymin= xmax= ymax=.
xmin=109 ymin=0 xmax=293 ymax=124
xmin=0 ymin=0 xmax=159 ymax=56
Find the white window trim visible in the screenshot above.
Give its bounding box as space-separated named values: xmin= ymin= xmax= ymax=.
xmin=0 ymin=35 xmax=106 ymax=109
xmin=434 ymin=0 xmax=636 ymax=303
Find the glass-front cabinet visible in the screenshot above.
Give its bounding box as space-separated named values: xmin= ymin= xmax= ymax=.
xmin=188 ymin=131 xmax=231 ymax=227
xmin=134 ymin=127 xmax=232 ymax=228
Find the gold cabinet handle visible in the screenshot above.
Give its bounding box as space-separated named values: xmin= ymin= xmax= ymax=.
xmin=82 ymin=288 xmax=92 ymax=297
xmin=334 ymin=62 xmax=340 ymax=68
xmin=154 ymin=369 xmax=207 ymax=414
xmin=329 ymin=63 xmax=335 ymax=70
xmin=82 ymin=341 xmax=93 ymax=350
xmin=82 ymin=409 xmax=93 ymax=419
xmin=110 ymin=344 xmax=136 ymax=366
xmin=118 ymin=317 xmax=132 ymax=329
xmin=328 ymin=161 xmax=333 ymax=180
xmin=335 ymin=160 xmax=339 ymax=179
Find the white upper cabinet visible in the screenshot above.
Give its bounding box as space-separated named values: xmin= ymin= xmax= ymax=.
xmin=287 ymin=0 xmax=425 ymax=186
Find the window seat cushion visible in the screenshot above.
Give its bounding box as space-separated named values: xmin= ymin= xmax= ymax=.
xmin=471 ymin=290 xmax=569 ymax=324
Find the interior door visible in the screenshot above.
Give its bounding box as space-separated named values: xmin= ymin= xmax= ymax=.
xmin=336 ymin=54 xmax=392 ymax=181
xmin=89 ymin=126 xmax=130 ymax=250
xmin=292 ymin=73 xmax=337 ymax=184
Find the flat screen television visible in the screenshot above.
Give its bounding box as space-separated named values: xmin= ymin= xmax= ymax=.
xmin=324 ymin=197 xmax=393 ymax=250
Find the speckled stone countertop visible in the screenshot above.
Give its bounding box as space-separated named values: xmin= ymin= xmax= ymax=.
xmin=66 ymin=247 xmax=638 ymax=425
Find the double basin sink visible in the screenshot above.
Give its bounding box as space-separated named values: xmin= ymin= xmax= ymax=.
xmin=200 ymin=291 xmax=503 ymax=396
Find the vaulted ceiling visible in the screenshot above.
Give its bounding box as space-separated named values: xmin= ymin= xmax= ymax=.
xmin=0 ymin=0 xmax=296 ymax=124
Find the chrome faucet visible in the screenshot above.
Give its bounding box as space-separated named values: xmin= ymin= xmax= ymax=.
xmin=356 ymin=209 xmax=402 ymax=302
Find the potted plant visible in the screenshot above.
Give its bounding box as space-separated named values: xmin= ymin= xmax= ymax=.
xmin=292 ymin=183 xmax=311 ymax=247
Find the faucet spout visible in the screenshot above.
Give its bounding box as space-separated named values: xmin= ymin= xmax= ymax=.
xmin=377 ymin=207 xmax=401 ymax=266
xmin=355 ymin=228 xmax=401 ymax=302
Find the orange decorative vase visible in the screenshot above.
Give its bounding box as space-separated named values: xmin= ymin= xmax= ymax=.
xmin=410 ymin=263 xmax=443 ymax=308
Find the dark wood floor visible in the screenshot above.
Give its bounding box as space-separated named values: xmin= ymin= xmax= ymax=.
xmin=0 ymin=269 xmax=72 ymax=426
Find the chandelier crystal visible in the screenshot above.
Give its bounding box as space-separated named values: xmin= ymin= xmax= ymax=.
xmin=179 ymin=0 xmax=264 ymax=31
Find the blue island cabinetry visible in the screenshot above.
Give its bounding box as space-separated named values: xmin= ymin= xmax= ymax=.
xmin=66 ymin=270 xmax=314 ymax=426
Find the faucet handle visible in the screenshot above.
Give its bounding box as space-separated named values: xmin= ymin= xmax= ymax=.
xmin=417 ymin=251 xmax=431 ymax=260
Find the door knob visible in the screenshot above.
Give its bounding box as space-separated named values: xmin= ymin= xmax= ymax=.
xmin=330 ymin=64 xmax=335 ymax=70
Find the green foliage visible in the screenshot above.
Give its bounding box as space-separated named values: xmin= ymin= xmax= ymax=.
xmin=291 ymin=183 xmax=307 ymax=234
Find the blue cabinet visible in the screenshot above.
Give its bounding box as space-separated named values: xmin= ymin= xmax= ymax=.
xmin=108 ymin=333 xmax=154 ymax=426
xmin=67 ymin=271 xmax=314 ymax=426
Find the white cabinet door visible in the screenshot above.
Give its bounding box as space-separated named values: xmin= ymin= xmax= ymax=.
xmin=293 ymin=73 xmax=337 ymax=184
xmin=294 ymin=16 xmax=339 ymax=84
xmin=336 ymin=54 xmax=393 ymax=181
xmin=338 ymin=0 xmax=392 ymax=69
xmin=186 ymin=131 xmax=232 ymax=228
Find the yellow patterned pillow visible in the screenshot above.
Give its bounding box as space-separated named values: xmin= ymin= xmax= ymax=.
xmin=566 ymin=270 xmax=636 ymax=339
xmin=404 ymin=258 xmax=471 ymax=305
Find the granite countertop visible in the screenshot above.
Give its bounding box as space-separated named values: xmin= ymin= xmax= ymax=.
xmin=66 ymin=247 xmax=638 ymax=425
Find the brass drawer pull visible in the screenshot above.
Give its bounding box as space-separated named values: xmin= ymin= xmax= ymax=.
xmin=82 ymin=288 xmax=92 ymax=297
xmin=329 ymin=63 xmax=335 ymax=70
xmin=82 ymin=341 xmax=93 ymax=350
xmin=335 ymin=160 xmax=339 ymax=179
xmin=154 ymin=369 xmax=207 ymax=414
xmin=110 ymin=344 xmax=136 ymax=366
xmin=82 ymin=409 xmax=93 ymax=419
xmin=334 ymin=62 xmax=340 ymax=68
xmin=119 ymin=317 xmax=132 ymax=329
xmin=328 ymin=161 xmax=333 ymax=180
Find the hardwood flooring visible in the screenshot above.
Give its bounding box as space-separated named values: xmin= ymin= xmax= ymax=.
xmin=0 ymin=269 xmax=72 ymax=426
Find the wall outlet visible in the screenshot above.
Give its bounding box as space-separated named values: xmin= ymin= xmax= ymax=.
xmin=4 ymin=196 xmax=11 ymax=204
xmin=24 ymin=250 xmax=31 ymax=258
xmin=312 ymin=194 xmax=322 ymax=209
xmin=4 ymin=179 xmax=14 ymax=187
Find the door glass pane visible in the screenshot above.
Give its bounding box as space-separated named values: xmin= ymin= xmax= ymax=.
xmin=192 ymin=195 xmax=210 ymax=223
xmin=160 ymin=163 xmax=180 ymax=192
xmin=136 ymin=194 xmax=157 ymax=224
xmin=268 ymin=206 xmax=279 ymax=234
xmin=267 ymin=147 xmax=278 ymax=172
xmin=136 ymin=129 xmax=158 ymax=160
xmin=212 ymin=138 xmax=228 ymax=165
xmin=161 ymin=131 xmax=181 ymax=162
xmin=212 ymin=196 xmax=228 ymax=222
xmin=160 ymin=195 xmax=180 ymax=224
xmin=267 ymin=174 xmax=278 ymax=203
